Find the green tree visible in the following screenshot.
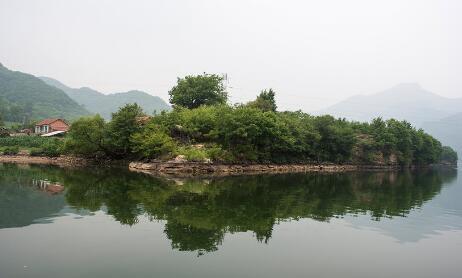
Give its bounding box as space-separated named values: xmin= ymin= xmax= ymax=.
xmin=64 ymin=115 xmax=107 ymax=157
xmin=168 ymin=74 xmax=228 ymax=109
xmin=105 ymin=103 xmax=144 ymax=157
xmin=247 ymin=89 xmax=277 ymax=112
xmin=313 ymin=116 xmax=356 ymax=163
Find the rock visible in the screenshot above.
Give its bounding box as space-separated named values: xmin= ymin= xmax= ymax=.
xmin=173 ymin=155 xmax=187 ymax=163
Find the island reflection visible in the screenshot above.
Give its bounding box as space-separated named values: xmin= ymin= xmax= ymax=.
xmin=0 ymin=163 xmax=457 ymax=254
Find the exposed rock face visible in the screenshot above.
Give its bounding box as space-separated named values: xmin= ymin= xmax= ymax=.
xmin=129 ymin=161 xmax=401 ymax=176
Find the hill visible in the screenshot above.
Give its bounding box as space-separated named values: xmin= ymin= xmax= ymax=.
xmin=422 ymin=112 xmax=462 ymax=157
xmin=40 ymin=77 xmax=171 ymax=120
xmin=0 ymin=63 xmax=89 ymax=123
xmin=316 ymin=83 xmax=462 ymax=127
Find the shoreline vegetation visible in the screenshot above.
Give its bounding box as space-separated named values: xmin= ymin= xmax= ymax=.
xmin=0 ymin=73 xmax=458 ymax=176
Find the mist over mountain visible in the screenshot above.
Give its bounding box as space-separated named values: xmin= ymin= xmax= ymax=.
xmin=316 ymin=83 xmax=462 ymax=127
xmin=0 ymin=63 xmax=89 ymax=122
xmin=40 ymin=77 xmax=171 ymax=120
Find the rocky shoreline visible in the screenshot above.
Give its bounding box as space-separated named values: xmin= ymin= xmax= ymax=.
xmin=128 ymin=161 xmax=402 ymax=177
xmin=1 ymin=155 xmax=450 ymax=177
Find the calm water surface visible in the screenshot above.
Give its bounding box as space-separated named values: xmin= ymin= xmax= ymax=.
xmin=1 ymin=164 xmax=461 ymax=278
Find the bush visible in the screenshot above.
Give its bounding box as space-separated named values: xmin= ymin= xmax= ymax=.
xmin=29 ymin=147 xmax=44 ymax=157
xmin=131 ymin=123 xmax=176 ymax=159
xmin=2 ymin=146 xmax=19 ymax=155
xmin=29 ymin=139 xmax=64 ymax=157
xmin=204 ymin=144 xmax=234 ymax=163
xmin=174 ymin=146 xmax=209 ymax=162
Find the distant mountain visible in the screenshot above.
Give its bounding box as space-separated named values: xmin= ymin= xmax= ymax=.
xmin=40 ymin=77 xmax=171 ymax=120
xmin=316 ymin=83 xmax=462 ymax=127
xmin=0 ymin=63 xmax=89 ymax=122
xmin=315 ymin=83 xmax=462 ymax=156
xmin=422 ymin=112 xmax=462 ymax=156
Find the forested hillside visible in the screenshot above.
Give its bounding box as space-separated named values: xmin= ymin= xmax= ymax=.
xmin=0 ymin=63 xmax=89 ymax=123
xmin=40 ymin=77 xmax=170 ymax=120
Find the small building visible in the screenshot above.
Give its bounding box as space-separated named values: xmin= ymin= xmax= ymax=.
xmin=35 ymin=118 xmax=70 ymax=134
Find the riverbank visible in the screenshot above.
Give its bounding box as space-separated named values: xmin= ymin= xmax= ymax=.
xmin=128 ymin=161 xmax=403 ymax=177
xmin=1 ymin=154 xmax=453 ymax=177
xmin=0 ymin=154 xmax=91 ymax=167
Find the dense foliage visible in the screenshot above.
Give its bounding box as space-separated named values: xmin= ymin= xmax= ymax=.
xmin=63 ymin=104 xmax=144 ymax=158
xmin=168 ymin=74 xmax=228 ymax=109
xmin=136 ymin=106 xmax=447 ymax=165
xmin=63 ymin=105 xmax=454 ymax=166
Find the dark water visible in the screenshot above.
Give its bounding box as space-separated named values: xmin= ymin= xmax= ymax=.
xmin=1 ymin=164 xmax=461 ymax=278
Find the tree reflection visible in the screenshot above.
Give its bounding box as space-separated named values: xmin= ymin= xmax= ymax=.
xmin=0 ymin=163 xmax=456 ymax=255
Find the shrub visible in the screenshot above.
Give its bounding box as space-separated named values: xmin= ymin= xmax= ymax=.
xmin=29 ymin=147 xmax=44 ymax=157
xmin=2 ymin=146 xmax=19 ymax=155
xmin=131 ymin=123 xmax=176 ymax=159
xmin=204 ymin=144 xmax=234 ymax=163
xmin=174 ymin=146 xmax=209 ymax=162
xmin=29 ymin=139 xmax=64 ymax=157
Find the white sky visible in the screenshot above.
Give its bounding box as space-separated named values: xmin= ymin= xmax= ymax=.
xmin=1 ymin=0 xmax=461 ymax=111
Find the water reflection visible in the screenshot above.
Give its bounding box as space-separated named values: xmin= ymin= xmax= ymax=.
xmin=0 ymin=163 xmax=458 ymax=255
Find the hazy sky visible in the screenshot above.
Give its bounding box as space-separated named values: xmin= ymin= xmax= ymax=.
xmin=1 ymin=0 xmax=461 ymax=111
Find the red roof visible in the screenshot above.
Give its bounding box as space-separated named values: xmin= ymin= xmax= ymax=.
xmin=36 ymin=118 xmax=67 ymax=126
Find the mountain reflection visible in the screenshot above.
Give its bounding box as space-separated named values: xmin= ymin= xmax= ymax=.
xmin=0 ymin=163 xmax=457 ymax=254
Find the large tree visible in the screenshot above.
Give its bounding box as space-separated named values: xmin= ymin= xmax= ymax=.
xmin=168 ymin=74 xmax=228 ymax=109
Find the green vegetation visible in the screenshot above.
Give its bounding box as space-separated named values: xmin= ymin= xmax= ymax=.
xmin=0 ymin=63 xmax=89 ymax=124
xmin=63 ymin=104 xmax=144 ymax=158
xmin=29 ymin=139 xmax=63 ymax=157
xmin=0 ymin=136 xmax=52 ymax=148
xmin=0 ymin=136 xmax=64 ymax=157
xmin=62 ymin=73 xmax=456 ymax=166
xmin=440 ymin=146 xmax=458 ymax=165
xmin=246 ymin=88 xmax=277 ymax=112
xmin=1 ymin=146 xmax=19 ymax=155
xmin=169 ymin=74 xmax=228 ymax=109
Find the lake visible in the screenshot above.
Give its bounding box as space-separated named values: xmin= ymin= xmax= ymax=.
xmin=1 ymin=163 xmax=461 ymax=278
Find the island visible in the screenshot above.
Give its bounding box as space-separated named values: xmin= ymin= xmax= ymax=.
xmin=0 ymin=73 xmax=458 ymax=175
